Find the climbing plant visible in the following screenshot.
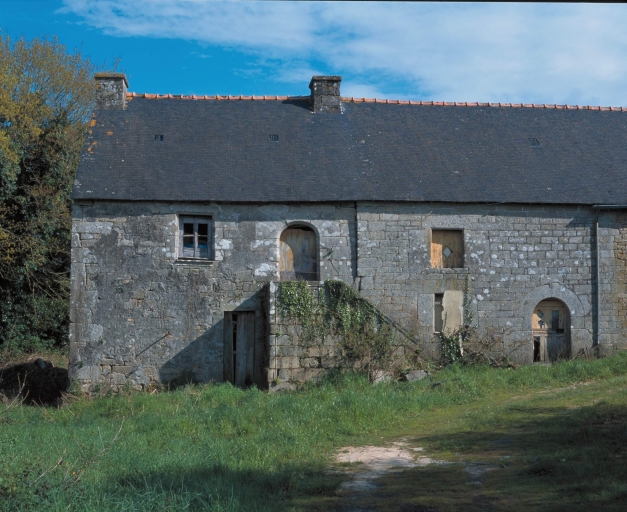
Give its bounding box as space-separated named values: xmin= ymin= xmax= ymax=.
xmin=438 ymin=276 xmax=514 ymax=368
xmin=277 ymin=280 xmax=398 ymax=380
xmin=438 ymin=275 xmax=476 ymax=365
xmin=277 ymin=280 xmax=326 ymax=344
xmin=463 ymin=274 xmax=474 ymax=327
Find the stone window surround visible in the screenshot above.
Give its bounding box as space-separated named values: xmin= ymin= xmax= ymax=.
xmin=432 ymin=291 xmax=464 ymax=335
xmin=429 ymin=227 xmax=465 ymax=269
xmin=177 ymin=214 xmax=214 ymax=261
xmin=279 ymin=222 xmax=321 ymax=282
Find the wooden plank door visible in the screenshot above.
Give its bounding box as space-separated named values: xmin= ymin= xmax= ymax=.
xmin=224 ymin=312 xmax=256 ymax=387
xmin=235 ymin=312 xmax=255 ymax=387
xmin=548 ymin=334 xmax=567 ymax=361
xmin=223 ymin=313 xmax=234 ymax=383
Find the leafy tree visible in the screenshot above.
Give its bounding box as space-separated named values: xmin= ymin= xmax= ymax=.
xmin=0 ymin=35 xmax=105 ymax=352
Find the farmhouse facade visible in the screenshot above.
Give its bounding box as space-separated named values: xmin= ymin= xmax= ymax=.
xmin=70 ymin=73 xmax=627 ymax=390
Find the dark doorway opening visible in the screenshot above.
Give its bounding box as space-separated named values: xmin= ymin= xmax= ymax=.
xmin=533 ymin=336 xmax=541 ymax=362
xmin=532 ymin=299 xmax=571 ymax=362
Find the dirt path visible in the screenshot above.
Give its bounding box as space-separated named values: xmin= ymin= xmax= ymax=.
xmin=326 ymin=379 xmax=623 ymax=511
xmin=334 ymin=441 xmax=448 ymax=492
xmin=332 ymin=439 xmax=504 ymax=511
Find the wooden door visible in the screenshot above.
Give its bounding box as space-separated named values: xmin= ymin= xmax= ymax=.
xmin=532 ymin=300 xmax=570 ymax=362
xmin=547 ymin=334 xmax=567 ymax=361
xmin=223 ymin=312 xmax=255 ymax=386
xmin=279 ymin=227 xmax=318 ymax=281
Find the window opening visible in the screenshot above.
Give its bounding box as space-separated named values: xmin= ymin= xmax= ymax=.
xmin=269 ymin=134 xmax=279 ymax=142
xmin=434 ymin=294 xmax=444 ymax=333
xmin=154 ymin=134 xmax=164 ymax=142
xmin=183 ymin=223 xmax=194 ymax=250
xmin=434 ymin=291 xmax=464 ymax=334
xmin=198 ymin=223 xmax=208 ymax=250
xmin=279 ymin=226 xmax=319 ymax=281
xmin=179 ymin=216 xmax=212 ymax=259
xmin=431 ymin=230 xmax=463 ymax=268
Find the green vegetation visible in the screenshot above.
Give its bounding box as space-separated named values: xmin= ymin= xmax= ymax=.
xmin=2 ymin=353 xmax=627 ymax=511
xmin=0 ymin=35 xmax=112 ymax=353
xmin=278 ymin=280 xmax=400 ymax=379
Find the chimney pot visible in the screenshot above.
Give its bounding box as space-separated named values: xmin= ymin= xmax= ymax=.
xmin=94 ymin=73 xmax=128 ymax=110
xmin=309 ymin=76 xmax=342 ymax=113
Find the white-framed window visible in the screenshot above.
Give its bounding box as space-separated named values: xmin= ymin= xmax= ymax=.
xmin=179 ymin=216 xmax=212 ymax=259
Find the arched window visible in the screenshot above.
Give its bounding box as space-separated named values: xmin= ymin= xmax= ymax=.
xmin=279 ymin=226 xmax=319 ymax=281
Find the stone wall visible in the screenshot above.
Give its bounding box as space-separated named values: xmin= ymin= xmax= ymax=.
xmin=70 ymin=200 xmax=627 ymax=390
xmin=355 ymin=203 xmax=597 ymax=362
xmin=265 ymin=282 xmax=337 ymax=384
xmin=70 ymin=201 xmax=356 ymax=391
xmin=264 ymin=282 xmax=414 ymax=384
xmin=598 ymin=211 xmax=627 ymax=356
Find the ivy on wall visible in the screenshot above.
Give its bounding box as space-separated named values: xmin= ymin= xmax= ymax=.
xmin=277 ymin=280 xmax=400 ymax=379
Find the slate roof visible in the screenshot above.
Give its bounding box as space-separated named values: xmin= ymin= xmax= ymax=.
xmin=73 ymin=94 xmax=627 ymax=205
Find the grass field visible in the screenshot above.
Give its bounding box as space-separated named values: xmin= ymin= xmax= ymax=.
xmin=1 ymin=353 xmax=627 ymax=511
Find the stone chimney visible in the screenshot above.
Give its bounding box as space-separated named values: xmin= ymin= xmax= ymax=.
xmin=309 ymin=76 xmax=342 ymax=113
xmin=94 ymin=73 xmax=128 ymax=110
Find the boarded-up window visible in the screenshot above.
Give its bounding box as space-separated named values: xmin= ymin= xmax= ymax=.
xmin=431 ymin=230 xmax=464 ymax=268
xmin=179 ymin=216 xmax=212 ymax=259
xmin=279 ymin=226 xmax=318 ymax=281
xmin=434 ymin=291 xmax=463 ymax=333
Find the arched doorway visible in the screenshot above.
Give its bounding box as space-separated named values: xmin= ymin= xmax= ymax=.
xmin=279 ymin=226 xmax=318 ymax=281
xmin=532 ymin=298 xmax=571 ymax=362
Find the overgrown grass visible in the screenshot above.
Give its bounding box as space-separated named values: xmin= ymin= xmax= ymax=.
xmin=2 ymin=353 xmax=627 ymax=511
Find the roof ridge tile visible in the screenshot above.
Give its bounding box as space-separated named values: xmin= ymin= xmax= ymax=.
xmin=123 ymin=92 xmax=626 ymax=111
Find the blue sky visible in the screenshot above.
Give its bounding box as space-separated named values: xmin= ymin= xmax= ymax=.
xmin=1 ymin=1 xmax=627 ymax=105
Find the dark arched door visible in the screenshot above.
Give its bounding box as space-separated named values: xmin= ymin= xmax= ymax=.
xmin=279 ymin=226 xmax=318 ymax=281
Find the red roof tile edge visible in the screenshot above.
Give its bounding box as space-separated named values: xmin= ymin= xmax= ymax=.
xmin=125 ymin=92 xmax=626 ymax=111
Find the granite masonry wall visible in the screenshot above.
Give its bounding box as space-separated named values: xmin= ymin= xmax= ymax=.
xmin=266 ymin=282 xmax=335 ymax=384
xmin=355 ymin=203 xmax=602 ymax=361
xmin=70 ymin=201 xmax=627 ymax=390
xmin=70 ymin=201 xmax=356 ymax=391
xmin=265 ymin=281 xmax=414 ymax=384
xmin=599 ymin=211 xmax=627 ymax=356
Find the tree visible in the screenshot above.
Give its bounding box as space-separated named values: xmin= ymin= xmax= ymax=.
xmin=0 ymin=34 xmax=105 ymax=352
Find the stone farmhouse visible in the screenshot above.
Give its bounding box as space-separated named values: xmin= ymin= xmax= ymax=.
xmin=70 ymin=73 xmax=627 ymax=390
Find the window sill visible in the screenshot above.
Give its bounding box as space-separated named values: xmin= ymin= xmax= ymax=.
xmin=424 ymin=267 xmax=470 ymax=274
xmin=174 ymin=258 xmax=215 ymax=267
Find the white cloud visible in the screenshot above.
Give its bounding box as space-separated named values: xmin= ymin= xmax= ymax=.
xmin=60 ymin=1 xmax=627 ymax=105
